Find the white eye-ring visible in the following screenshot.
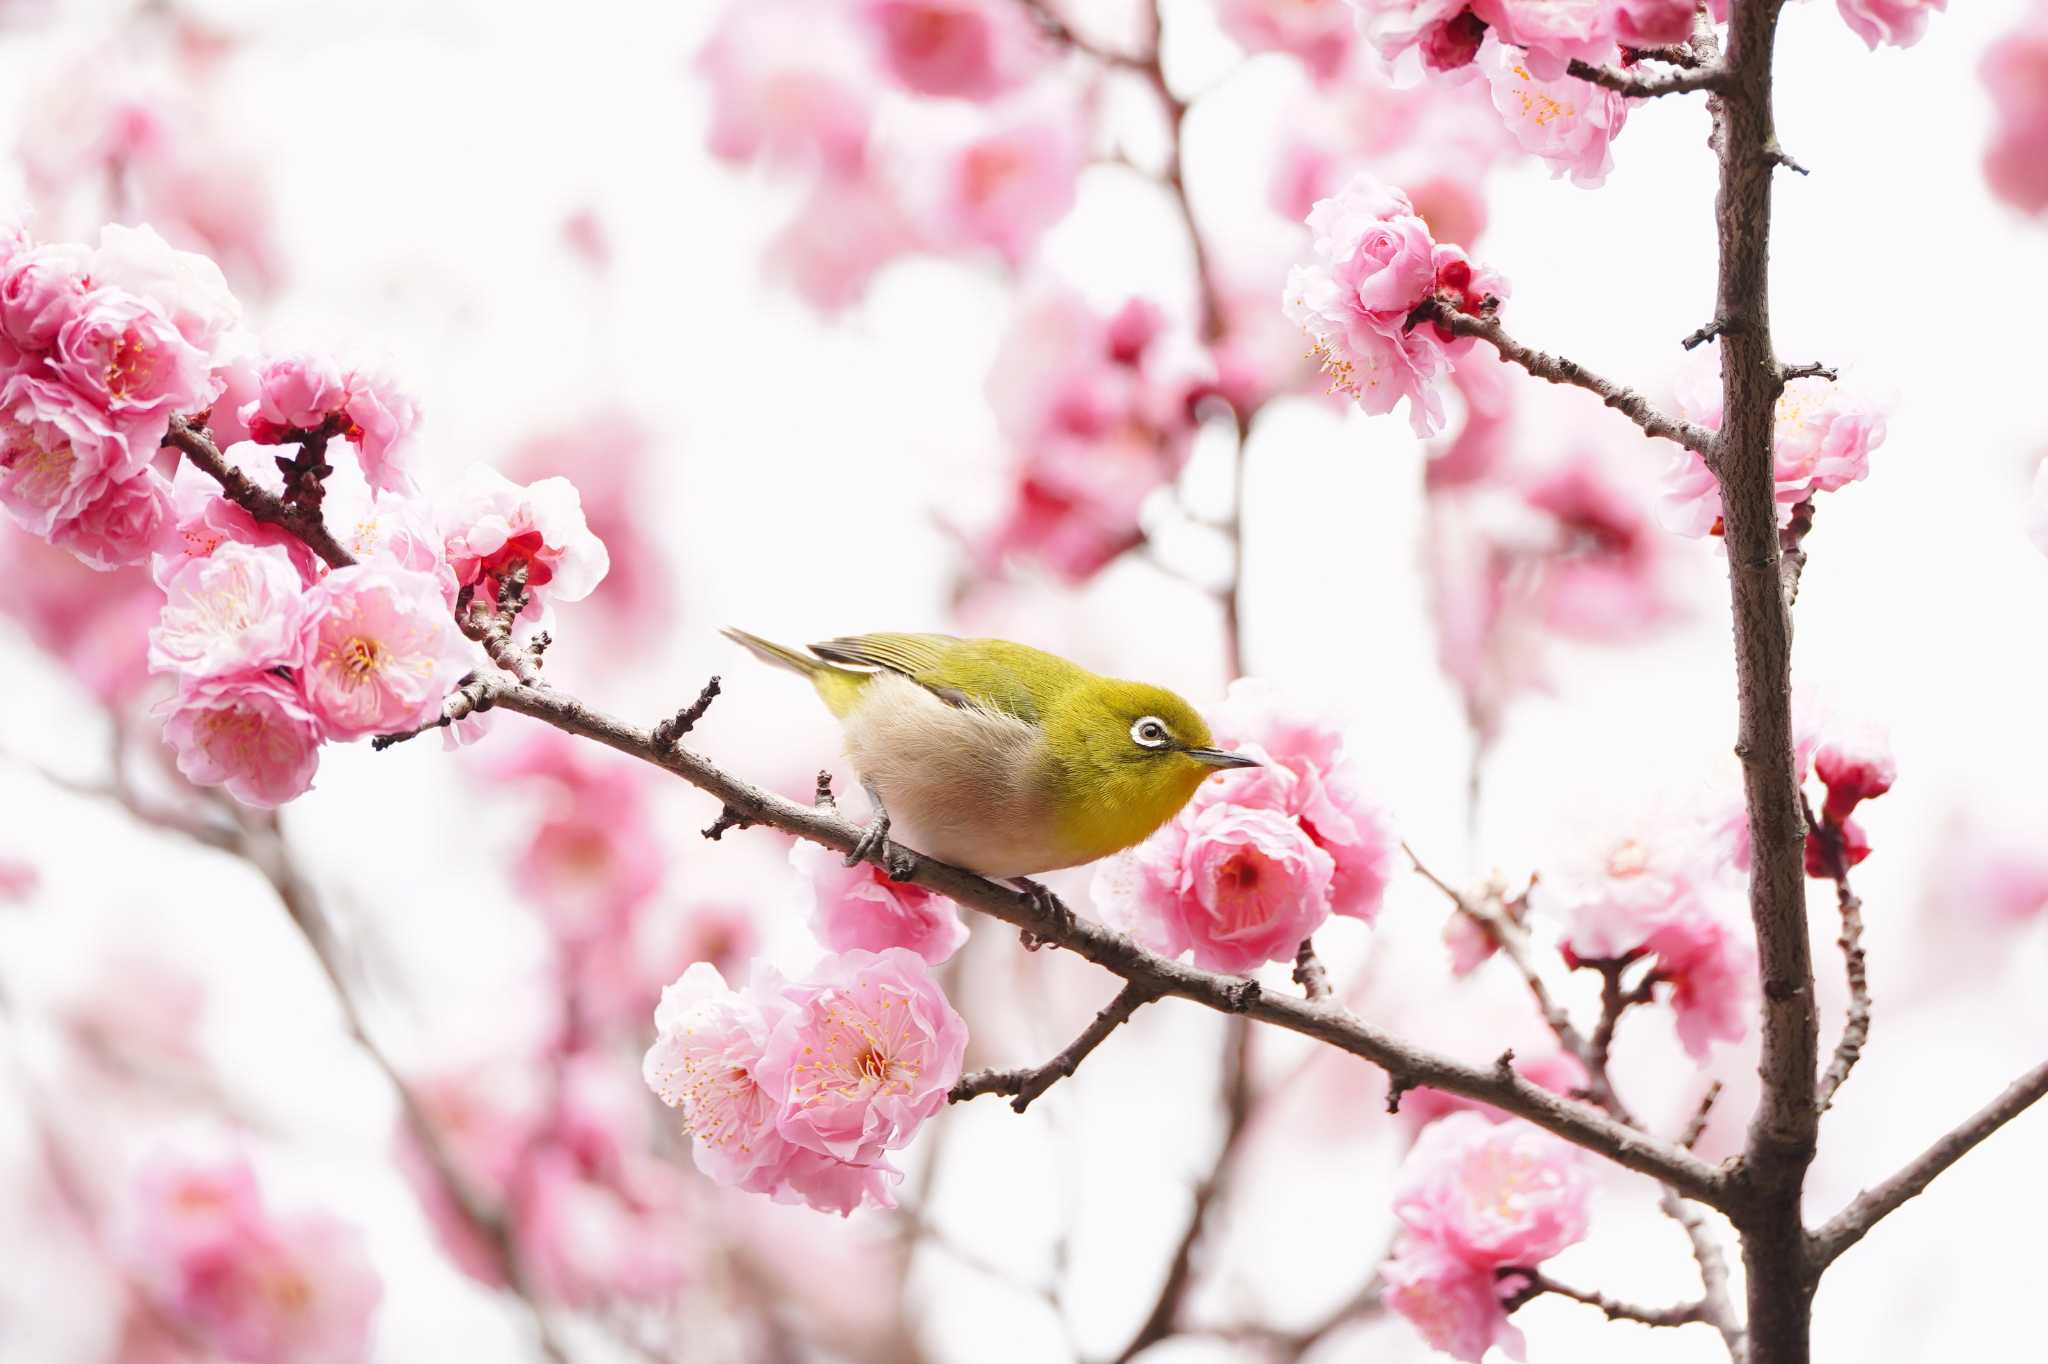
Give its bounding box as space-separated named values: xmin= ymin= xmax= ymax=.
xmin=1131 ymin=717 xmax=1171 ymax=749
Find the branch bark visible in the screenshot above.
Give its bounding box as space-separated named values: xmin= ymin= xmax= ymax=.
xmin=1811 ymin=1059 xmax=2048 ymax=1268
xmin=949 ymin=980 xmax=1158 ymax=1112
xmin=1566 ymin=58 xmax=1729 ymax=96
xmin=165 ymin=418 xmax=357 ymax=571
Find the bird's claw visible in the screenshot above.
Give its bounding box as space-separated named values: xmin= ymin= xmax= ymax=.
xmin=1016 ymin=877 xmax=1076 ymax=948
xmin=844 ymin=810 xmax=892 ymax=870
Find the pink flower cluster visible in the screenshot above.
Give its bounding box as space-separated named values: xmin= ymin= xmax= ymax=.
xmin=0 ymin=224 xmax=231 ymax=568
xmin=1096 ymin=680 xmax=1397 ymax=973
xmin=1983 ymin=7 xmax=2048 ymax=215
xmin=643 ymin=950 xmax=967 ymax=1216
xmin=1552 ymin=831 xmax=1757 ymax=1059
xmin=974 ymin=288 xmax=1213 ymax=583
xmin=119 ymin=1149 xmax=381 ymax=1364
xmin=792 ymin=840 xmax=970 ymax=964
xmin=400 ymin=1055 xmax=693 ymax=1305
xmin=1284 ymin=173 xmax=1506 ymax=437
xmin=1659 ymin=363 xmax=1888 ymax=538
xmin=1384 ymin=1113 xmax=1593 ymax=1362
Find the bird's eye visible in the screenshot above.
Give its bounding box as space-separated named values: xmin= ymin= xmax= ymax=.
xmin=1131 ymin=717 xmax=1170 ymax=748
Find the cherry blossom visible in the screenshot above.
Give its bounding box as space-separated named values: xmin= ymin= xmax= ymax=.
xmin=88 ymin=223 xmax=243 ymax=358
xmin=1346 ymin=0 xmax=1487 ymax=71
xmin=337 ymin=366 xmax=420 ymax=493
xmin=1813 ymin=723 xmax=1896 ymax=824
xmin=791 ymin=839 xmax=970 ymax=965
xmin=297 ymin=563 xmax=471 ymax=740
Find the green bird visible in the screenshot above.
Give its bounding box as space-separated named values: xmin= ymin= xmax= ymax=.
xmin=722 ymin=629 xmax=1258 ymax=880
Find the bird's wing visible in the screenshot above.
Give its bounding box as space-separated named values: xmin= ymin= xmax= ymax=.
xmin=810 ymin=633 xmax=1059 ymax=724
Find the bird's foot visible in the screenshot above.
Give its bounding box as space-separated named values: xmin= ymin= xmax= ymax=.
xmin=844 ymin=812 xmax=917 ymax=881
xmin=1014 ymin=877 xmax=1076 ymax=949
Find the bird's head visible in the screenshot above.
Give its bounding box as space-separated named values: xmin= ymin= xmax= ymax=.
xmin=1051 ymin=678 xmax=1259 ymax=808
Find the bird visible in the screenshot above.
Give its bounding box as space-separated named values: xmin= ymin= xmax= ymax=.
xmin=721 ymin=629 xmax=1258 ymax=889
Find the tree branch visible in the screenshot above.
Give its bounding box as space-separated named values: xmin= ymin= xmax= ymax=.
xmin=1421 ymin=308 xmax=1714 ymax=454
xmin=1661 ymin=1189 xmax=1748 ymax=1362
xmin=1505 ymin=1268 xmax=1705 ymax=1329
xmin=1291 ymin=940 xmax=1331 ymax=1001
xmin=1566 ymin=58 xmax=1728 ymax=97
xmin=949 ymin=980 xmax=1158 ymax=1112
xmin=1811 ymin=1059 xmax=2048 ymax=1268
xmin=165 ymin=418 xmax=358 ymax=571
xmin=1803 ymin=798 xmax=1870 ymax=1113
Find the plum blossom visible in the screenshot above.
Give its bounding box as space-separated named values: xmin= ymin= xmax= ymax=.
xmin=120 ymin=1150 xmax=381 ymax=1364
xmin=52 ymin=287 xmax=215 ymax=421
xmin=1097 ymin=800 xmax=1337 ymax=973
xmin=1471 ymin=0 xmax=1617 ymax=78
xmin=757 ymin=948 xmax=969 ymax=1167
xmin=161 ymin=674 xmax=324 ymax=807
xmin=698 ymin=0 xmax=875 ymax=177
xmin=88 ymin=223 xmax=243 ymax=358
xmin=767 ymin=175 xmax=926 ymax=312
xmin=1394 ymin=1112 xmax=1594 ymax=1267
xmin=0 ymin=856 xmax=35 ymax=902
xmin=923 ymin=100 xmax=1086 ymax=265
xmin=643 ymin=962 xmax=901 ymax=1215
xmin=0 ymin=242 xmax=92 ymax=351
xmin=338 ymin=366 xmax=419 ymax=493
xmin=515 ymin=794 xmax=665 ymax=946
xmin=298 ymin=563 xmax=471 ymax=740
xmin=51 ymin=468 xmax=172 ymax=570
xmin=1814 ymin=723 xmax=1895 ymax=824
xmin=148 ymin=541 xmax=307 ymax=678
xmin=247 ymin=352 xmax=347 ymax=432
xmin=0 ymin=373 xmax=145 ymax=538
xmin=860 ymin=0 xmax=1047 ymax=99
xmin=1481 ymin=40 xmax=1630 ymax=188
xmin=1284 ymin=173 xmax=1504 ymax=436
xmin=1217 ymin=0 xmax=1357 ymax=80
xmin=1207 ymin=679 xmax=1399 ymax=921
xmin=1611 ymin=0 xmax=1698 ymax=45
xmin=437 ymin=465 xmax=610 ymax=618
xmin=1383 ymin=1235 xmax=1522 ymax=1364
xmin=1837 ymin=0 xmax=1945 ymax=48
xmin=792 ymin=839 xmax=969 ymax=965
xmin=1346 ymin=0 xmax=1486 ymax=71
xmin=1983 ymin=20 xmax=2048 ymax=215
xmin=0 ymin=532 xmax=159 ymax=702
xmin=1660 ymin=363 xmax=1887 ymax=536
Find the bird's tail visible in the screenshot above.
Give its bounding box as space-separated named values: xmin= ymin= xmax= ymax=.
xmin=721 ymin=628 xmax=871 ymax=717
xmin=721 ymin=627 xmax=824 ymax=678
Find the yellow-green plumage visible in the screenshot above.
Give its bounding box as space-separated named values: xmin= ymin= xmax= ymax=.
xmin=721 ymin=628 xmax=1253 ymax=877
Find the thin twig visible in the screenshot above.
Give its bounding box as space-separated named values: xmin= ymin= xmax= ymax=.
xmin=1682 ymin=1082 xmax=1725 ymax=1150
xmin=1566 ymin=58 xmax=1728 ymax=96
xmin=1503 ymin=1268 xmax=1705 ymax=1329
xmin=164 ymin=418 xmax=357 ymax=570
xmin=1812 ymin=1058 xmax=2048 ymax=1267
xmin=1660 ymin=1189 xmax=1748 ymax=1362
xmin=949 ymin=981 xmax=1158 ymax=1112
xmin=1421 ymin=307 xmax=1714 ymax=454
xmin=1803 ymin=795 xmax=1871 ymax=1112
xmin=1780 ymin=362 xmax=1836 ymax=381
xmin=652 ymin=675 xmax=722 ymax=750
xmin=1291 ymin=941 xmax=1331 ymax=1001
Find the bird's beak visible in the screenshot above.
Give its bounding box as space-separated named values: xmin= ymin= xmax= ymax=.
xmin=1186 ymin=747 xmax=1260 ymax=769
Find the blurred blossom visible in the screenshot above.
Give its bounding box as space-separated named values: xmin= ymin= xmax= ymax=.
xmin=120 ymin=1148 xmax=382 ymax=1364
xmin=1384 ymin=1234 xmax=1522 ymax=1363
xmin=766 ymin=174 xmax=927 ymax=312
xmin=915 ymin=94 xmax=1088 ymax=266
xmin=0 ymin=528 xmax=160 ymax=702
xmin=859 ymin=0 xmax=1050 ymax=99
xmin=791 ymin=839 xmax=970 ymax=964
xmin=1837 ymin=0 xmax=1946 ymax=49
xmin=1983 ymin=13 xmax=2048 ymax=215
xmin=508 ymin=415 xmax=672 ymax=630
xmin=1931 ymin=820 xmax=2048 ymax=925
xmin=1216 ymin=0 xmax=1358 ymax=80
xmin=0 ymin=855 xmax=36 ymax=902
xmin=698 ymin=0 xmax=876 ymax=177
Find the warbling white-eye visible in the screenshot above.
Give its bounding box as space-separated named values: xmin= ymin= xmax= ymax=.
xmin=722 ymin=629 xmax=1259 ymax=882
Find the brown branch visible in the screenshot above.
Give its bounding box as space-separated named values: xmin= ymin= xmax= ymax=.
xmin=1803 ymin=797 xmax=1870 ymax=1113
xmin=949 ymin=980 xmax=1158 ymax=1112
xmin=1682 ymin=1081 xmax=1725 ymax=1150
xmin=1780 ymin=362 xmax=1835 ymax=381
xmin=165 ymin=417 xmax=358 ymax=571
xmin=652 ymin=675 xmax=722 ymax=750
xmin=1421 ymin=308 xmax=1714 ymax=454
xmin=1505 ymin=1268 xmax=1705 ymax=1329
xmin=1291 ymin=940 xmax=1331 ymax=1001
xmin=1661 ymin=1189 xmax=1748 ymax=1361
xmin=1566 ymin=58 xmax=1728 ymax=96
xmin=1811 ymin=1059 xmax=2048 ymax=1268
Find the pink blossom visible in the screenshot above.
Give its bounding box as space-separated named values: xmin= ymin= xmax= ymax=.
xmin=0 ymin=531 xmax=159 ymax=702
xmin=791 ymin=839 xmax=969 ymax=965
xmin=1207 ymin=679 xmax=1399 ymax=921
xmin=339 ymin=367 xmax=419 ymax=494
xmin=149 ymin=541 xmax=308 ymax=678
xmin=767 ymin=174 xmax=926 ymax=312
xmin=161 ymin=674 xmax=323 ymax=807
xmin=0 ymin=373 xmax=145 ymax=537
xmin=860 ymin=0 xmax=1046 ymax=98
xmin=517 ymin=800 xmax=665 ymax=945
xmin=298 ymin=563 xmax=470 ymax=740
xmin=1519 ymin=454 xmax=1676 ymax=638
xmin=1217 ymin=0 xmax=1357 ymax=80
xmin=1837 ymin=0 xmax=1944 ymax=48
xmin=1471 ymin=0 xmax=1617 ymax=79
xmin=1346 ymin=0 xmax=1484 ymax=69
xmin=1394 ymin=1111 xmax=1592 ymax=1267
xmin=248 ymin=353 xmax=347 ymax=432
xmin=643 ymin=963 xmax=900 ymax=1215
xmin=51 ymin=468 xmax=173 ymax=570
xmin=1384 ymin=1234 xmax=1522 ymax=1363
xmin=121 ymin=1150 xmax=381 ymax=1364
xmin=925 ymin=102 xmax=1086 ymax=266
xmin=516 ymin=1144 xmax=692 ymax=1305
xmin=324 ymin=479 xmax=446 ymax=575
xmin=90 ymin=223 xmax=242 ymax=357
xmin=1983 ymin=23 xmax=2048 ymax=215
xmin=52 ymin=287 xmax=214 ymax=420
xmin=1284 ymin=173 xmax=1498 ymax=435
xmin=160 ymin=439 xmax=323 ymax=583
xmin=0 ymin=242 xmax=92 ymax=352
xmin=698 ymin=0 xmax=875 ymax=177
xmin=437 ymin=465 xmax=610 ymax=616
xmin=756 ymin=948 xmax=969 ymax=1167
xmin=0 ymin=856 xmax=35 ymax=902
xmin=1611 ymin=0 xmax=1697 ymax=45
xmin=976 ymin=430 xmax=1169 ymax=581
xmin=1482 ymin=40 xmax=1630 ymax=188
xmin=1098 ymin=800 xmax=1337 ymax=973
xmin=1814 ymin=723 xmax=1895 ymax=823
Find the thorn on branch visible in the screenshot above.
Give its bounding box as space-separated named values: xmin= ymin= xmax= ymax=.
xmin=1386 ymin=1076 xmax=1414 ymax=1115
xmin=1222 ymin=978 xmax=1261 ymax=1013
xmin=701 ymin=805 xmax=755 ymax=841
xmin=1781 ymin=362 xmax=1837 ymax=382
xmin=1767 ymin=143 xmax=1810 ymax=175
xmin=1681 ymin=317 xmax=1733 ymax=351
xmin=814 ymin=771 xmax=836 ymax=808
xmin=652 ymin=675 xmax=722 ymax=751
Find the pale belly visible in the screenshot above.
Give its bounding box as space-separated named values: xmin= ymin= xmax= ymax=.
xmin=839 ymin=674 xmax=1075 ymax=879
